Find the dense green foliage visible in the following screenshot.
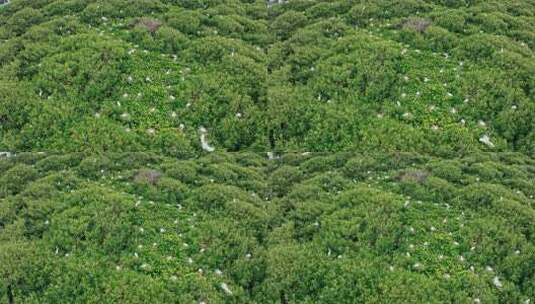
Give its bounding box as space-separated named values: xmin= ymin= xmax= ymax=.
xmin=1 ymin=0 xmax=534 ymax=153
xmin=1 ymin=152 xmax=534 ymax=303
xmin=1 ymin=0 xmax=534 ymax=302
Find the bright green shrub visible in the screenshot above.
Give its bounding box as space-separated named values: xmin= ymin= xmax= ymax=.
xmin=155 ymin=26 xmax=189 ymax=53
xmin=78 ymin=155 xmax=112 ymax=179
xmin=166 ymin=9 xmax=202 ymax=35
xmin=5 ymin=7 xmax=44 ymax=36
xmin=0 ymin=164 xmax=39 ymax=197
xmin=270 ymin=165 xmax=303 ymax=197
xmin=271 ymin=11 xmax=308 ymax=40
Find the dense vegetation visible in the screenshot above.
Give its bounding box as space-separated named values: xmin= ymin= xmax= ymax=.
xmin=1 ymin=152 xmax=535 ymax=303
xmin=0 ymin=0 xmax=534 ymax=302
xmin=1 ymin=0 xmax=534 ymax=153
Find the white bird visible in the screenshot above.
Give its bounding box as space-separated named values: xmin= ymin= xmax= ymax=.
xmin=199 ymin=127 xmax=215 ymax=152
xmin=479 ymin=135 xmax=494 ymax=148
xmin=220 ymin=283 xmax=233 ymax=295
xmin=493 ymin=276 xmax=503 ymax=289
xmin=0 ymin=151 xmax=13 ymax=158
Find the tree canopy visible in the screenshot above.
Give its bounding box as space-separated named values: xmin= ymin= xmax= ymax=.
xmin=0 ymin=0 xmax=534 ymax=303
